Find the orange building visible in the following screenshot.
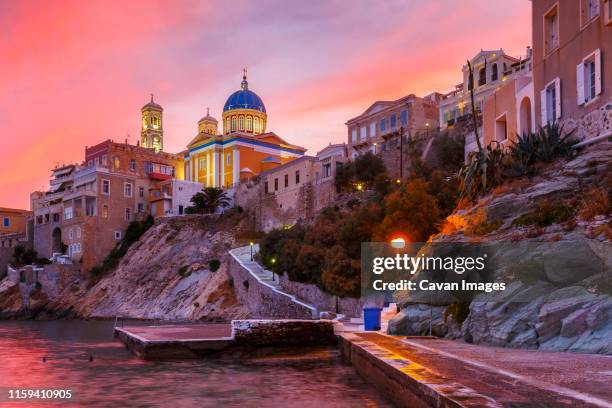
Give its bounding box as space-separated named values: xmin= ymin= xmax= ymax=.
xmin=184 ymin=71 xmax=306 ymax=188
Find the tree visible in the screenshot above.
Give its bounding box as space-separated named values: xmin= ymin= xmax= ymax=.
xmin=187 ymin=187 xmax=231 ymax=214
xmin=374 ymin=179 xmax=441 ymax=243
xmin=334 ymin=152 xmax=388 ymax=191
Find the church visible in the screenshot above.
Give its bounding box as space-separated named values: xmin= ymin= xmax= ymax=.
xmin=140 ymin=70 xmax=306 ymax=188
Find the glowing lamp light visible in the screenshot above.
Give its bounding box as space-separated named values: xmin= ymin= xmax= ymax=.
xmin=390 ymin=237 xmax=406 ymax=249
xmin=249 ymin=241 xmax=254 ymax=246
xmin=395 ymin=179 xmax=401 ymax=184
xmin=270 ymin=257 xmax=277 ymax=264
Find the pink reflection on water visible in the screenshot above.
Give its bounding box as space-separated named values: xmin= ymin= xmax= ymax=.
xmin=0 ymin=321 xmax=392 ymax=407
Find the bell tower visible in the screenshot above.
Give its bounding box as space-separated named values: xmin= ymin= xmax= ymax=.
xmin=141 ymin=94 xmax=164 ymax=152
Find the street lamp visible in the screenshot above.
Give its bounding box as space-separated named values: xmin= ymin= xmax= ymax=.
xmin=425 ymin=122 xmax=430 ymax=139
xmin=249 ymin=241 xmax=254 ymax=261
xmin=270 ymin=257 xmax=276 ymax=281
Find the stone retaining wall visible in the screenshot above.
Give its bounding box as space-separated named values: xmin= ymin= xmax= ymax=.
xmin=227 ymin=250 xmax=316 ymax=319
xmin=278 ymin=274 xmax=365 ymax=318
xmin=232 ymin=320 xmax=336 ymax=347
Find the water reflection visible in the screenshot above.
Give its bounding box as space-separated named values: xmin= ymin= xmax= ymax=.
xmin=0 ymin=321 xmax=392 ymax=407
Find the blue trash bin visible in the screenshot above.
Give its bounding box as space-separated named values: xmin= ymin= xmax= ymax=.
xmin=363 ymin=307 xmax=382 ymax=331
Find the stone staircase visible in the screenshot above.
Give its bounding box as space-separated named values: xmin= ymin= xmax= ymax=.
xmin=229 ymin=245 xmax=319 ymax=319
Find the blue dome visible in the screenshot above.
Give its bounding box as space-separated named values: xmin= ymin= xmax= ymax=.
xmin=223 ymin=89 xmax=266 ymax=113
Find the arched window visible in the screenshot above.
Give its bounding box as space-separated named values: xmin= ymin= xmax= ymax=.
xmin=226 ymin=118 xmax=231 ymax=133
xmin=239 ymin=116 xmax=244 ymax=130
xmin=491 ymin=63 xmax=498 ymax=81
xmin=254 ymin=117 xmax=260 ymax=133
xmin=246 ymin=116 xmax=253 ymax=131
xmin=478 ymin=67 xmax=486 ymax=86
xmin=231 ymin=116 xmax=236 ymax=132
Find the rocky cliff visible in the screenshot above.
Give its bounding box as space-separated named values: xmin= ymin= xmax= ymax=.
xmin=388 ymin=141 xmax=612 ymax=354
xmin=0 ymin=214 xmax=253 ymax=320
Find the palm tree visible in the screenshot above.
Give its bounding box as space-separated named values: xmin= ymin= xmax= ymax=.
xmin=189 ymin=187 xmax=231 ymax=214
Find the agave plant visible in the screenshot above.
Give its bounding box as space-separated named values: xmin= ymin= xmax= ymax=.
xmin=535 ymin=122 xmax=577 ymax=162
xmin=506 ymin=131 xmax=539 ymax=177
xmin=459 ymin=143 xmax=506 ymax=200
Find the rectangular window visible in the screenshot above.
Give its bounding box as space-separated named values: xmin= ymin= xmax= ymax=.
xmin=605 ymin=0 xmax=612 ymax=24
xmin=295 ymin=170 xmax=300 ymax=184
xmin=284 ymin=174 xmax=289 ymax=187
xmin=541 ymin=78 xmax=561 ymax=125
xmin=102 ymin=179 xmax=110 ymax=195
xmin=577 ymin=50 xmax=602 ymax=105
xmin=76 ymin=227 xmax=81 ymax=238
xmin=360 ymin=126 xmax=366 ymax=141
xmin=68 ymin=229 xmax=73 ymax=240
xmin=390 ymin=113 xmax=397 ymax=128
xmin=53 ymin=213 xmax=60 ymax=222
xmin=139 ymin=186 xmax=145 ymax=198
xmin=64 ymin=207 xmax=73 ymax=220
xmin=125 ymin=208 xmax=132 ymax=221
xmin=264 ymin=181 xmax=269 ymax=193
xmin=274 ymin=178 xmax=278 ymax=191
xmin=380 ymin=118 xmax=386 ymax=132
xmin=544 ymin=5 xmax=559 ymax=54
xmin=102 ymin=205 xmax=109 ymax=219
xmin=323 ymin=163 xmax=331 ymax=178
xmin=495 ymin=113 xmax=508 ymax=142
xmin=351 ymin=128 xmax=357 ymax=143
xmin=581 ymin=0 xmax=600 ymax=27
xmin=114 ymin=231 xmax=122 ymax=240
xmin=400 ymin=110 xmax=408 ymax=126
xmin=137 ymin=203 xmax=144 ymax=213
xmin=130 ymin=159 xmax=136 ymax=172
xmin=369 ymin=122 xmax=376 ymax=138
xmin=124 ymin=182 xmax=132 ymax=198
xmin=2 ymin=217 xmax=8 ymax=227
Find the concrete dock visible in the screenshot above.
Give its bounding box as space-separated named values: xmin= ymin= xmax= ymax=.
xmin=339 ymin=331 xmax=612 ymax=408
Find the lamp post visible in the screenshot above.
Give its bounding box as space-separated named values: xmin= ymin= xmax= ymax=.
xmin=249 ymin=241 xmax=254 ymax=261
xmin=270 ymin=257 xmax=276 ymax=281
xmin=399 ymin=125 xmax=404 ymax=182
xmin=425 ymin=122 xmax=430 ymax=138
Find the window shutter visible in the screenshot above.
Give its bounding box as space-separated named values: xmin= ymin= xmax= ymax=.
xmin=595 ymin=48 xmax=602 ymax=95
xmin=577 ymin=62 xmax=585 ymax=105
xmin=540 ymin=89 xmax=548 ymax=125
xmin=555 ymin=78 xmax=562 ymax=119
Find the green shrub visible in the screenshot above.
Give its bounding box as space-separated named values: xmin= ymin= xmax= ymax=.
xmin=208 ymin=259 xmax=221 ymax=272
xmin=88 ymin=216 xmax=154 ymax=277
xmin=513 ymin=200 xmax=576 ymax=227
xmin=178 ymin=265 xmax=191 ymax=278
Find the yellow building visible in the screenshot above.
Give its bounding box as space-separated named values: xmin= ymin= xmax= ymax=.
xmin=0 ymin=207 xmax=31 ymax=236
xmin=184 ymin=70 xmax=306 ymax=188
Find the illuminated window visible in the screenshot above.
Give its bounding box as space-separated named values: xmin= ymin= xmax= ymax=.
xmin=254 ymin=117 xmax=260 ymax=133
xmin=231 ymin=116 xmax=236 ymax=131
xmin=246 ymin=116 xmax=253 ymax=131
xmin=226 ymin=118 xmax=231 ymax=133
xmin=102 ymin=205 xmax=109 ymax=218
xmin=113 ymin=157 xmax=120 ymax=169
xmin=239 ymin=116 xmax=244 ymax=130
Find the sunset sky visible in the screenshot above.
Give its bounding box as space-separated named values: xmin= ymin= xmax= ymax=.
xmin=0 ymin=0 xmax=531 ymax=209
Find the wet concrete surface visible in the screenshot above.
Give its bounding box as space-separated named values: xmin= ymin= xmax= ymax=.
xmin=119 ymin=324 xmax=232 ymax=341
xmin=355 ymin=332 xmax=612 ymax=407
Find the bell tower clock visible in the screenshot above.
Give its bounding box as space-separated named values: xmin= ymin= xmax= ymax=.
xmin=141 ymin=94 xmax=164 ymax=152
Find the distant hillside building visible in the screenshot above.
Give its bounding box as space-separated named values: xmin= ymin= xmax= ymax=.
xmin=439 ymin=49 xmax=522 ymax=130
xmin=184 ymin=70 xmax=306 ymax=188
xmin=346 ymin=93 xmax=440 ymax=159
